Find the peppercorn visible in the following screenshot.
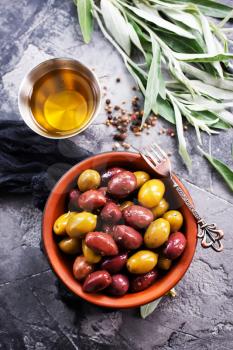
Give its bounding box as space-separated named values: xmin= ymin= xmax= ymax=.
xmin=113 ymin=133 xmax=127 ymax=141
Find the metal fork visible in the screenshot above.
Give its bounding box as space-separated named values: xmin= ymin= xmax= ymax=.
xmin=140 ymin=143 xmax=224 ymax=252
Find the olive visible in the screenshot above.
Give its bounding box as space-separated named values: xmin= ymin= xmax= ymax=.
xmin=127 ymin=250 xmax=158 ymax=274
xmin=108 ymin=171 xmax=137 ymax=198
xmin=157 ymin=256 xmax=172 ymax=270
xmin=107 ymin=274 xmax=129 ymax=296
xmin=85 ymin=232 xmax=119 ymax=256
xmin=68 ymin=189 xmax=81 ymax=211
xmin=102 ymin=223 xmax=115 ymax=234
xmin=73 ymin=255 xmax=94 ymax=281
xmin=138 ymin=179 xmax=165 ymax=208
xmin=123 ymin=205 xmax=154 ymax=229
xmin=77 ymin=169 xmax=101 ymax=192
xmin=163 ymin=210 xmax=183 ymax=232
xmin=100 ymin=202 xmax=122 ymax=224
xmin=151 ymin=198 xmax=169 ymax=219
xmin=58 ymin=237 xmax=81 ymax=255
xmin=82 ymin=240 xmax=101 ymax=264
xmin=66 ymin=212 xmax=97 ymax=238
xmin=101 ymin=253 xmax=128 ymax=274
xmin=130 ymin=269 xmax=159 ymax=292
xmin=112 ymin=225 xmax=143 ymax=250
xmin=144 ymin=218 xmax=170 ymax=249
xmin=83 ymin=270 xmax=112 ymax=293
xmin=119 ymin=201 xmax=134 ymax=211
xmin=163 ymin=232 xmax=186 ymax=260
xmin=78 ymin=190 xmax=107 ymax=212
xmin=53 ymin=212 xmax=76 ymax=235
xmin=101 ymin=167 xmax=125 ymax=185
xmin=134 ymin=171 xmax=151 ymax=189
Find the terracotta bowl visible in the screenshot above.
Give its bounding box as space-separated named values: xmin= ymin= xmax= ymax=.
xmin=42 ymin=152 xmax=197 ymax=308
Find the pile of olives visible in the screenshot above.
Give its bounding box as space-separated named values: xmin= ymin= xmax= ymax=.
xmin=53 ymin=167 xmax=186 ymax=296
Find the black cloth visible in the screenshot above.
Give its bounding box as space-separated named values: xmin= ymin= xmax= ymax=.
xmin=0 ymin=120 xmax=92 ymax=209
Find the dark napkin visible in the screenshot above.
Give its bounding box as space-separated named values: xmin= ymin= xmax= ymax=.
xmin=0 ymin=120 xmax=92 ymax=209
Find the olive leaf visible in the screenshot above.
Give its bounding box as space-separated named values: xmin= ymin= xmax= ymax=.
xmin=175 ymin=52 xmax=233 ymax=62
xmin=76 ymin=0 xmax=93 ymax=44
xmin=142 ymin=35 xmax=161 ymax=125
xmin=127 ymin=22 xmax=146 ymax=58
xmin=160 ymin=8 xmax=202 ymax=33
xmin=100 ymin=0 xmax=131 ymax=55
xmin=140 ymin=297 xmax=163 ymax=319
xmin=126 ymin=3 xmax=195 ymax=39
xmin=166 ymin=0 xmax=233 ymax=18
xmin=169 ymin=93 xmax=192 ymax=169
xmin=199 ymin=13 xmax=223 ymax=78
xmin=198 ymin=147 xmax=233 ymax=191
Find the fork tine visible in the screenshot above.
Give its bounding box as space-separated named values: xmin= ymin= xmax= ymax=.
xmin=140 ymin=152 xmax=158 ymax=172
xmin=147 ymin=149 xmax=161 ymax=163
xmin=152 ymin=142 xmax=168 ymax=160
xmin=149 ymin=146 xmax=163 ymax=162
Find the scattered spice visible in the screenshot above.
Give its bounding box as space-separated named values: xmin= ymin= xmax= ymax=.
xmin=103 ymin=80 xmax=176 ymax=148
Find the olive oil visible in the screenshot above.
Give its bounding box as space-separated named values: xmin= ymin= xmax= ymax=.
xmin=30 ymin=69 xmax=95 ymax=136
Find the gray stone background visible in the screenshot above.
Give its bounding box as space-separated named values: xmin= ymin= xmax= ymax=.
xmin=0 ymin=0 xmax=233 ymax=349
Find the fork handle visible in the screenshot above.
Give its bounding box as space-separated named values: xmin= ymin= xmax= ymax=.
xmin=171 ymin=178 xmax=224 ymax=252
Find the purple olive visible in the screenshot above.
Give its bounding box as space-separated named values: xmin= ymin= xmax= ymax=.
xmin=112 ymin=225 xmax=143 ymax=250
xmin=107 ymin=274 xmax=129 ymax=296
xmin=101 ymin=167 xmax=125 ymax=185
xmin=163 ymin=232 xmax=186 ymax=260
xmin=83 ymin=270 xmax=112 ymax=293
xmin=68 ymin=189 xmax=80 ymax=211
xmin=108 ymin=171 xmax=137 ymax=198
xmin=130 ymin=269 xmax=159 ymax=292
xmin=78 ymin=190 xmax=107 ymax=211
xmin=101 ymin=253 xmax=128 ymax=274
xmin=85 ymin=232 xmax=119 ymax=256
xmin=123 ymin=205 xmax=154 ymax=229
xmin=101 ymin=202 xmax=122 ymax=224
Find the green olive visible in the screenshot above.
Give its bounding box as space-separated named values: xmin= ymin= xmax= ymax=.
xmin=58 ymin=237 xmax=81 ymax=255
xmin=66 ymin=212 xmax=97 ymax=238
xmin=77 ymin=169 xmax=101 ymax=192
xmin=163 ymin=210 xmax=183 ymax=233
xmin=144 ymin=218 xmax=170 ymax=249
xmin=151 ymin=198 xmax=169 ymax=219
xmin=157 ymin=256 xmax=172 ymax=270
xmin=134 ymin=171 xmax=151 ymax=189
xmin=138 ymin=179 xmax=165 ymax=208
xmin=119 ymin=201 xmax=134 ymax=211
xmin=82 ymin=240 xmax=101 ymax=263
xmin=127 ymin=250 xmax=158 ymax=274
xmin=53 ymin=212 xmax=76 ymax=235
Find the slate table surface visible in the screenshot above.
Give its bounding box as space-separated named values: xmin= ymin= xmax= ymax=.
xmin=0 ymin=1 xmax=233 ymax=349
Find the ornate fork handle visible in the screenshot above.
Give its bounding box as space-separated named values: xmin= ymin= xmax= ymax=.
xmin=171 ymin=178 xmax=224 ymax=252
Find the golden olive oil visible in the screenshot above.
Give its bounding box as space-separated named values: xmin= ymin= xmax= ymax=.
xmin=30 ymin=69 xmax=95 ymax=136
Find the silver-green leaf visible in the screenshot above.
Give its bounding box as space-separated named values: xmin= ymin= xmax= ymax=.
xmin=169 ymin=94 xmax=192 ymax=169
xmin=175 ymin=52 xmax=233 ymax=62
xmin=101 ymin=0 xmax=131 ymax=55
xmin=126 ymin=4 xmax=195 ymax=39
xmin=198 ymin=147 xmax=233 ymax=191
xmin=76 ymin=0 xmax=93 ymax=44
xmin=140 ymin=297 xmax=163 ymax=319
xmin=142 ymin=35 xmax=161 ymax=125
xmin=127 ymin=22 xmax=146 ymax=57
